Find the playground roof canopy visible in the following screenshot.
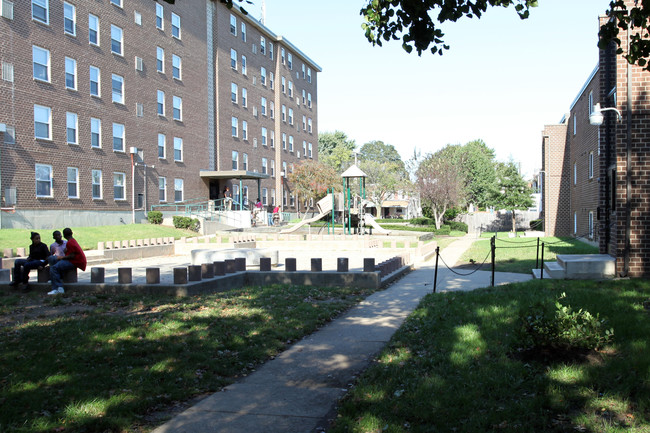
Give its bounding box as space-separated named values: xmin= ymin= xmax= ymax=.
xmin=341 ymin=165 xmax=367 ymax=178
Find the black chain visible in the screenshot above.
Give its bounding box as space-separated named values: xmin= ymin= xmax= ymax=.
xmin=437 ymin=250 xmax=491 ymax=276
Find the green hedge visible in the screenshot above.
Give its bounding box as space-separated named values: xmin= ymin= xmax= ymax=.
xmin=435 ymin=225 xmax=451 ymax=235
xmin=410 ymin=217 xmax=434 ymax=226
xmin=446 ymin=221 xmax=468 ymax=233
xmin=173 ymin=216 xmax=200 ymax=232
xmin=147 ymin=211 xmax=163 ymax=225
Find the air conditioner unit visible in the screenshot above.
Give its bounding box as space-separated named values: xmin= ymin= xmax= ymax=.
xmin=253 ymin=138 xmax=258 ymax=148
xmin=253 ymin=106 xmax=258 ymax=116
xmin=135 ymin=57 xmax=143 ymax=71
xmin=296 ymin=151 xmax=300 ymax=158
xmin=1 ymin=0 xmax=14 ymax=20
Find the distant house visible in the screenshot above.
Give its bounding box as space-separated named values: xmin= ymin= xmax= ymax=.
xmin=541 ymin=0 xmax=650 ymax=277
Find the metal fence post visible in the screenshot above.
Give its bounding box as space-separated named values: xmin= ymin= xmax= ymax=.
xmin=490 ymin=236 xmax=496 ymax=287
xmin=433 ymin=246 xmax=440 ymax=293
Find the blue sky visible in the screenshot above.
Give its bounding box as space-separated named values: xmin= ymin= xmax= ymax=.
xmin=250 ymin=0 xmax=612 ymax=177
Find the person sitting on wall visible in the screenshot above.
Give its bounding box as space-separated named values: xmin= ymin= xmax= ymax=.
xmin=10 ymin=232 xmax=50 ymax=291
xmin=48 ymin=230 xmax=67 ymax=266
xmin=48 ymin=228 xmax=87 ymax=296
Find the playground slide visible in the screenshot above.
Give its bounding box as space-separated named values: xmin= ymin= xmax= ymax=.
xmin=280 ymin=209 xmax=332 ymax=234
xmin=364 ymin=214 xmax=390 ymax=234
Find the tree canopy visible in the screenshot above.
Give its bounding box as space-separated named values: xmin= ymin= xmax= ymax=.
xmin=599 ymin=1 xmax=650 ymax=71
xmin=416 ymin=151 xmax=464 ymax=229
xmin=491 ymin=161 xmax=533 ymax=232
xmin=287 ymin=160 xmax=340 ymax=211
xmin=318 ymin=131 xmax=356 ymax=173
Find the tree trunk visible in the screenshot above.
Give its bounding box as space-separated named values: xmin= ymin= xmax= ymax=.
xmin=511 ymin=210 xmax=516 ymax=233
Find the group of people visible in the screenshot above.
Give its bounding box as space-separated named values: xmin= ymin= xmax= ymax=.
xmin=10 ymin=227 xmax=87 ymax=295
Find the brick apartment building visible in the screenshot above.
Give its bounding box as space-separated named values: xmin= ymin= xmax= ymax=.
xmin=0 ymin=0 xmax=320 ymax=228
xmin=541 ymin=0 xmax=650 ymax=277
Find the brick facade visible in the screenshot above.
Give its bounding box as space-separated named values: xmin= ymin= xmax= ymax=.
xmin=0 ymin=0 xmax=319 ymax=227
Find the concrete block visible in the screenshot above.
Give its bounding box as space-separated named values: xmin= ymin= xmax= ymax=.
xmin=146 ymin=268 xmax=160 ymax=284
xmin=143 ymin=238 xmax=150 ymax=246
xmin=201 ymin=263 xmax=214 ymax=279
xmin=113 ymin=241 xmax=121 ymax=249
xmin=235 ymin=257 xmax=246 ymax=271
xmin=120 ymin=240 xmax=128 ymax=249
xmin=337 ymin=258 xmax=349 ymax=272
xmin=214 ymin=261 xmax=225 ymax=276
xmin=136 ymin=239 xmax=143 ymax=247
xmin=16 ymin=248 xmax=25 ymax=257
xmin=364 ymin=258 xmax=376 ymax=272
xmin=150 ymin=238 xmax=157 ymax=246
xmin=188 ymin=265 xmax=202 ymax=281
xmin=97 ymin=242 xmax=105 ymax=250
xmin=2 ymin=249 xmax=11 ymax=259
xmin=157 ymin=237 xmax=163 ymax=245
xmin=38 ymin=268 xmax=50 ymax=283
xmin=129 ymin=240 xmax=136 ymax=248
xmin=286 ymin=258 xmax=297 ymax=272
xmin=63 ymin=268 xmax=77 ymax=283
xmin=0 ymin=269 xmax=9 ymax=282
xmin=311 ymin=258 xmax=322 ymax=272
xmin=118 ymin=268 xmax=132 ymax=284
xmin=91 ymin=267 xmax=105 ymax=283
xmin=259 ymin=257 xmax=271 ymax=271
xmin=225 ymin=259 xmax=236 ymax=274
xmin=173 ymin=267 xmax=188 ymax=284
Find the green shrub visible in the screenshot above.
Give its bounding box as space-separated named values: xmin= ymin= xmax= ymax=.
xmin=516 ymin=293 xmax=614 ymax=351
xmin=446 ymin=221 xmax=468 ymax=233
xmin=435 ymin=225 xmax=451 ymax=235
xmin=443 ymin=207 xmax=462 ymax=221
xmin=410 ymin=217 xmax=433 ymax=226
xmin=173 ymin=216 xmax=200 ymax=232
xmin=530 ymin=218 xmax=544 ymax=231
xmin=147 ymin=211 xmax=163 ymax=225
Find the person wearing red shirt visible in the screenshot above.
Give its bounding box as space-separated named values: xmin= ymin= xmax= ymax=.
xmin=48 ymin=228 xmax=86 ymax=295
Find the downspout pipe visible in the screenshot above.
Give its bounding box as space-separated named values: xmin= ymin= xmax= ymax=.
xmin=623 ymin=26 xmax=632 ymax=277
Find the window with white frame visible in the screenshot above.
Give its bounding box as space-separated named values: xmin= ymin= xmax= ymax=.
xmin=573 ymin=114 xmax=577 ymax=135
xmin=63 ymin=2 xmax=75 ymax=35
xmin=281 ymin=76 xmax=285 ymax=93
xmin=573 ymin=162 xmax=577 ymax=185
xmin=302 ymin=140 xmax=306 ymax=156
xmin=113 ymin=172 xmax=126 ymax=200
xmin=287 ymin=53 xmax=292 ymax=69
xmin=242 ymin=88 xmax=247 ymax=107
xmin=156 ymin=3 xmax=163 ymax=29
xmin=271 ymin=159 xmax=275 ymax=177
xmin=172 ymin=96 xmax=182 ymax=120
xmin=231 ymin=82 xmax=238 ymax=103
xmin=242 ymin=120 xmax=248 ymax=140
xmin=35 ymin=164 xmax=53 ymax=197
xmin=308 ymin=118 xmax=312 ymax=133
xmin=231 ymin=49 xmax=237 ymax=69
xmin=89 ymin=66 xmax=100 ymax=97
xmin=65 ymin=57 xmax=76 ymax=89
xmin=173 ymin=137 xmax=183 ymax=161
xmin=232 ymin=150 xmax=238 ymax=170
xmin=270 ymin=101 xmax=275 ymax=118
xmin=261 ymin=127 xmax=267 ymax=146
xmin=91 ymin=117 xmax=101 ymax=148
xmin=288 ymin=108 xmax=293 ymax=125
xmin=134 ymin=11 xmax=142 ymax=25
xmin=282 ymin=133 xmax=286 ymax=149
xmin=307 ymin=67 xmax=312 ymax=83
xmin=233 ymin=184 xmax=239 ymax=203
xmin=260 ymin=66 xmax=266 ymax=85
xmin=271 ymin=188 xmax=275 ymax=205
xmin=241 ymin=55 xmax=247 ymax=75
xmin=262 ymin=157 xmax=268 ymax=174
xmin=34 ymin=104 xmax=51 ymax=140
xmin=230 ymin=14 xmax=236 ymax=35
xmin=32 ymin=45 xmax=50 ymax=82
xmin=260 ymin=36 xmax=266 ymax=54
xmin=156 ymin=46 xmax=164 ymax=72
xmin=588 ymin=151 xmax=594 ymax=179
xmin=308 ymin=142 xmax=312 ymax=158
xmin=111 ymin=25 xmax=123 ymax=55
xmin=262 ymin=187 xmax=267 ymax=205
xmin=67 ymin=167 xmax=79 ymax=198
xmin=66 ymin=112 xmax=77 ymax=144
xmin=112 ymin=123 xmax=125 ymax=152
xmin=174 ymin=178 xmax=183 ymax=202
xmin=261 ymin=97 xmax=267 ymax=116
xmin=157 ymin=90 xmax=165 ymax=115
xmin=282 ymin=105 xmax=286 ymax=122
xmin=232 ymin=117 xmax=238 ymax=137
xmin=241 ymin=22 xmax=246 ymax=41
xmin=269 ymin=72 xmax=274 ymax=89
xmin=302 ymin=115 xmax=306 ymax=130
xmin=172 ymin=54 xmax=181 ymax=80
xmin=281 ymin=47 xmax=285 ymax=64
xmin=308 ymin=93 xmax=312 ymax=108
xmin=302 ymin=89 xmax=306 ymax=105
xmin=288 ymin=80 xmax=293 ymax=97
xmin=158 ymin=133 xmax=166 ymax=159
xmin=269 ymin=43 xmax=274 ymax=60
xmin=159 ymin=177 xmax=166 ymax=201
xmin=588 ymin=211 xmax=594 ymax=238
xmin=302 ymin=64 xmax=306 ymax=79
xmin=270 ymin=130 xmax=275 ymax=148
xmin=92 ymin=169 xmax=102 ymax=199
xmin=111 ymin=0 xmax=122 ymax=7
xmin=574 ymin=212 xmax=577 ymax=234
xmin=283 ymin=190 xmax=287 ymax=206
xmin=289 ymin=135 xmax=294 ymax=152
xmin=32 ymin=0 xmax=48 ymax=24
xmin=112 ymin=73 xmax=124 ymax=104
xmin=171 ymin=12 xmax=180 ymax=38
xmin=242 ymin=152 xmax=248 ymax=171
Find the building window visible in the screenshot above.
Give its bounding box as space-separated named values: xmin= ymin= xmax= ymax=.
xmin=232 ymin=117 xmax=238 ymax=137
xmin=136 ymin=102 xmax=144 ymax=117
xmin=172 ymin=96 xmax=182 ymax=120
xmin=262 ymin=157 xmax=267 ymax=174
xmin=289 ymin=135 xmax=294 ymax=152
xmin=262 ymin=127 xmax=267 ymax=146
xmin=270 ymin=130 xmax=275 ymax=148
xmin=262 ymin=188 xmax=267 ymax=205
xmin=67 ymin=167 xmax=78 ymax=198
xmin=281 ymin=76 xmax=286 ymax=93
xmin=307 ymin=67 xmax=312 ymax=83
xmin=573 ymin=162 xmax=577 ymax=185
xmin=231 ymin=82 xmax=238 ymax=103
xmin=134 ymin=10 xmax=142 ymax=25
xmin=110 ymin=0 xmax=122 ymax=7
xmin=288 ymin=108 xmax=293 ymax=125
xmin=302 ymin=64 xmax=306 ymax=79
xmin=32 ymin=45 xmax=50 ymax=82
xmin=282 ymin=105 xmax=286 ymax=122
xmin=308 ymin=118 xmax=312 ymax=133
xmin=242 ymin=153 xmax=248 ymax=171
xmin=157 ymin=90 xmax=165 ymax=116
xmin=63 ymin=2 xmax=75 ymax=35
xmin=302 ymin=89 xmax=306 ymax=105
xmin=65 ymin=57 xmax=77 ymax=90
xmin=156 ymin=2 xmax=163 ymax=29
xmin=3 ymin=126 xmax=16 ymax=145
xmin=288 ymin=81 xmax=293 ymax=97
xmin=35 ymin=164 xmax=52 ymax=197
xmin=89 ymin=66 xmax=100 ymax=97
xmin=231 ymin=49 xmax=237 ymax=70
xmin=241 ymin=55 xmax=247 ymax=75
xmin=588 ymin=211 xmax=594 ymax=239
xmin=32 ymin=0 xmax=48 ymax=24
xmin=158 ymin=133 xmax=166 ymax=159
xmin=232 ymin=150 xmax=238 ymax=170
xmin=308 ymin=142 xmax=313 ymax=158
xmin=269 ymin=43 xmax=274 ymax=60
xmin=269 ymin=72 xmax=274 ymax=89
xmin=242 ymin=120 xmax=248 ymax=140
xmin=113 ymin=172 xmax=126 ymax=200
xmin=159 ymin=177 xmax=166 ymax=202
xmin=112 ymin=123 xmax=124 ymax=152
xmin=271 ymin=160 xmax=275 ymax=177
xmin=2 ymin=62 xmax=14 ymax=83
xmin=260 ymin=36 xmax=266 ymax=54
xmin=242 ymin=88 xmax=247 ymax=107
xmin=308 ymin=93 xmax=312 ymax=108
xmin=92 ymin=169 xmax=102 ymax=199
xmin=111 ymin=73 xmax=124 ymax=104
xmin=573 ymin=114 xmax=576 ymax=136
xmin=573 ymin=212 xmax=577 ymax=234
xmin=270 ymin=101 xmax=275 ymax=118
xmin=230 ymin=14 xmax=236 ymax=35
xmin=282 ymin=133 xmax=286 ymax=149
xmin=588 ymin=151 xmax=594 ymax=179
xmin=156 ymin=46 xmax=164 ymax=72
xmin=261 ymin=97 xmax=267 ymax=116
xmin=302 ymin=115 xmax=306 ymax=131
xmin=287 ymin=53 xmax=292 ymax=69
xmin=91 ymin=117 xmax=101 ymax=148
xmin=171 ymin=12 xmax=180 ymax=39
xmin=173 ymin=137 xmax=183 ymax=161
xmin=241 ymin=22 xmax=246 ymax=41
xmin=111 ymin=25 xmax=123 ymax=55
xmin=302 ymin=140 xmax=306 ymax=156
xmin=281 ymin=47 xmax=285 ymax=64
xmin=260 ymin=66 xmax=266 ymax=85
xmin=34 ymin=104 xmax=51 ymax=140
xmin=172 ymin=54 xmax=181 ymax=80
xmin=66 ymin=112 xmax=77 ymax=144
xmin=174 ymin=178 xmax=183 ymax=202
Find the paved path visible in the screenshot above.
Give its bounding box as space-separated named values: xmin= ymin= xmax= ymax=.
xmin=152 ymin=235 xmax=532 ymax=433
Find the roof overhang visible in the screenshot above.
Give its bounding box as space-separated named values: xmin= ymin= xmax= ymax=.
xmin=199 ymin=170 xmax=270 ymax=180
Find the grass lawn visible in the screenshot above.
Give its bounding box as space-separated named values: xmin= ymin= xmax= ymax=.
xmin=459 ymin=236 xmax=599 ymax=274
xmin=330 ymin=278 xmax=650 ymax=433
xmin=0 ymin=284 xmax=380 ymax=432
xmin=0 ymin=225 xmax=198 ymax=257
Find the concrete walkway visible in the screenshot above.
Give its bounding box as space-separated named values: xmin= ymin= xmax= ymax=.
xmin=152 ymin=235 xmax=532 ymax=433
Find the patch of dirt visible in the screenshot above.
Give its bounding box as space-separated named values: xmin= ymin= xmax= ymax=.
xmin=0 ymin=291 xmax=105 ymax=326
xmin=510 ymin=344 xmax=609 ymax=366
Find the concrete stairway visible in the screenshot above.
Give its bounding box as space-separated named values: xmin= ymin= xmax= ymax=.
xmin=532 ymin=254 xmax=615 ymax=280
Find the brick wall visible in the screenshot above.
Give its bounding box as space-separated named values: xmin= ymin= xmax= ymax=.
xmin=541 ymin=123 xmax=570 ymax=236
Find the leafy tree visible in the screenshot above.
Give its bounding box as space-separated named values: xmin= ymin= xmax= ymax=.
xmin=359 ymin=140 xmax=403 ymax=165
xmin=599 ymin=1 xmax=650 ymax=72
xmin=359 ymin=160 xmax=409 ymax=208
xmin=416 ymin=152 xmax=464 ymax=229
xmin=492 ymin=161 xmax=533 ymax=232
xmin=287 ymin=160 xmax=340 ymax=212
xmin=458 ymin=140 xmax=497 ymax=209
xmin=318 ymin=131 xmax=356 ymax=173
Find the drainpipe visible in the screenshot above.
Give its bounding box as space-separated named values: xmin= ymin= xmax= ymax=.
xmin=623 ymin=26 xmax=632 ymax=276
